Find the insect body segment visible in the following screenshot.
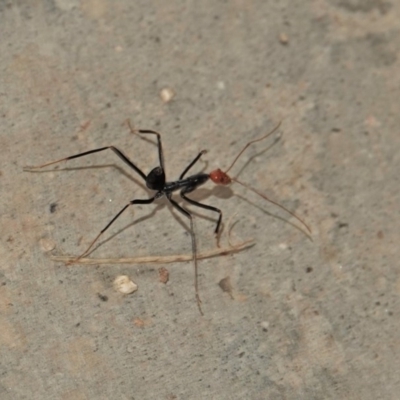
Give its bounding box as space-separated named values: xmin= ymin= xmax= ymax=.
xmin=146 ymin=166 xmax=166 ymax=190
xmin=209 ymin=169 xmax=232 ymax=185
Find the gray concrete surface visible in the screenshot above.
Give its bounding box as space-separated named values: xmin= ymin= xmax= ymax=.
xmin=1 ymin=1 xmax=399 ymax=399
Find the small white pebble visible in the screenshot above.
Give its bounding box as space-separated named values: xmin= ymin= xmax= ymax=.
xmin=39 ymin=238 xmax=56 ymax=252
xmin=279 ymin=32 xmax=289 ymax=45
xmin=278 ymin=242 xmax=288 ymax=250
xmin=260 ymin=321 xmax=269 ymax=330
xmin=159 ymin=87 xmax=175 ymax=103
xmin=217 ymin=81 xmax=225 ymax=90
xmin=113 ymin=275 xmax=138 ymax=294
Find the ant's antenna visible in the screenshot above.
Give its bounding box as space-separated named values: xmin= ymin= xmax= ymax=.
xmin=209 ymin=121 xmax=312 ymax=235
xmin=224 ymin=121 xmax=282 ymax=175
xmin=232 ymin=177 xmax=311 ymax=234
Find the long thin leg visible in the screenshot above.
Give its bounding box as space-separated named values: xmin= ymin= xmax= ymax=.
xmin=127 ymin=122 xmax=165 ymax=172
xmin=70 ymin=197 xmax=155 ymax=262
xmin=180 ymin=192 xmax=222 ymax=235
xmin=24 ymin=146 xmax=147 ymax=181
xmin=179 ymin=150 xmax=207 ymax=179
xmin=138 ymin=130 xmax=164 ymax=171
xmin=168 ymin=197 xmax=203 ymax=316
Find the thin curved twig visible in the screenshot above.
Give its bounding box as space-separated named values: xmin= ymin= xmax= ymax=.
xmin=50 ymin=238 xmax=254 ymax=265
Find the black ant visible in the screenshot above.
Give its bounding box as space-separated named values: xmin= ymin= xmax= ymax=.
xmin=24 ymin=121 xmax=311 ymax=315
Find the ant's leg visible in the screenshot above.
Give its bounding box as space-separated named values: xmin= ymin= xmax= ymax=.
xmin=126 ymin=121 xmax=165 ymax=172
xmin=24 ymin=146 xmax=147 ymax=181
xmin=180 ymin=191 xmax=222 ymax=235
xmin=129 ymin=124 xmax=206 ymax=180
xmin=70 ymin=197 xmax=155 ymax=262
xmin=168 ymin=197 xmax=204 ymax=316
xmin=179 ymin=150 xmax=207 ymax=179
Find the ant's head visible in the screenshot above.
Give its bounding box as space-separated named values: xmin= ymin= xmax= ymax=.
xmin=209 ymin=169 xmax=232 ymax=185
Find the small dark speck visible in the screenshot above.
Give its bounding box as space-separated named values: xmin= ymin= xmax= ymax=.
xmin=388 ymin=311 xmax=393 ymax=316
xmin=50 ymin=203 xmax=57 ymax=213
xmin=306 ymin=267 xmax=313 ymax=273
xmin=338 ymin=222 xmax=348 ymax=229
xmin=331 ymin=127 xmax=341 ymax=132
xmin=75 ymin=322 xmax=80 ymax=327
xmin=375 ymin=301 xmax=380 ymax=306
xmin=262 ymin=327 xmax=268 ymax=332
xmin=106 ymin=102 xmax=111 ymax=108
xmin=97 ymin=293 xmax=108 ymax=302
xmin=59 ymin=280 xmax=63 ymax=284
xmin=238 ymin=352 xmax=245 ymax=358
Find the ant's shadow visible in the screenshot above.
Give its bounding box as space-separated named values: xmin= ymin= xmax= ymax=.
xmin=87 ymin=181 xmax=310 ymax=258
xmin=86 ymin=184 xmax=235 ymax=255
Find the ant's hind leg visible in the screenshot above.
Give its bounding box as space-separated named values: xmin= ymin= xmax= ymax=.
xmin=126 ymin=121 xmax=165 ymax=172
xmin=68 ymin=197 xmax=155 ymax=263
xmin=24 ymin=146 xmax=147 ymax=182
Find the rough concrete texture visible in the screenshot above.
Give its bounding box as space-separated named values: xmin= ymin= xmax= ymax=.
xmin=1 ymin=1 xmax=399 ymax=399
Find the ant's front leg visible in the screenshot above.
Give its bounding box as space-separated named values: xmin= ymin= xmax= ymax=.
xmin=180 ymin=150 xmax=207 ymax=179
xmin=181 ymin=192 xmax=222 ymax=236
